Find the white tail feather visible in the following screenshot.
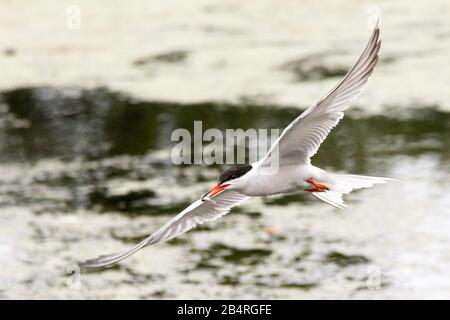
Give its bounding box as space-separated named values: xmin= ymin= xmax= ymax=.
xmin=313 ymin=173 xmax=393 ymax=209
xmin=313 ymin=191 xmax=347 ymax=209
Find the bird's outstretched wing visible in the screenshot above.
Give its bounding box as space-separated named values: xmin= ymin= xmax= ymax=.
xmin=79 ymin=190 xmax=248 ymax=270
xmin=260 ymin=24 xmax=381 ymax=169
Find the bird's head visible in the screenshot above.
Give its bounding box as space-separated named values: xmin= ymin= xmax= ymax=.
xmin=202 ymin=164 xmax=252 ymax=201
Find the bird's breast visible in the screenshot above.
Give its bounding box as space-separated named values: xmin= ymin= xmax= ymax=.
xmin=239 ymin=164 xmax=322 ymax=196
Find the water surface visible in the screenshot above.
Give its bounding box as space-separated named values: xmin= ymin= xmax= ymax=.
xmin=0 ymin=87 xmax=449 ymax=299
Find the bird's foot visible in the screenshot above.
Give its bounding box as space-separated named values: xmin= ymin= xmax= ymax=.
xmin=306 ymin=178 xmax=329 ymax=192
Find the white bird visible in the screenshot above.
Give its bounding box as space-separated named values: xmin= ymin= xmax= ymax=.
xmin=80 ymin=23 xmax=391 ymax=270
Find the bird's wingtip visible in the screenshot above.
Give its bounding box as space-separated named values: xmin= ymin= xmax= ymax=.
xmin=77 ymin=254 xmax=117 ymax=271
xmin=77 ymin=259 xmax=102 ymax=272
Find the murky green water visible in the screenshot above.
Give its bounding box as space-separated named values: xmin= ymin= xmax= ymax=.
xmin=0 ymin=87 xmax=449 ymax=299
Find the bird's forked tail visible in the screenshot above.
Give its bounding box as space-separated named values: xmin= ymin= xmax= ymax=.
xmin=312 ymin=173 xmax=393 ymax=209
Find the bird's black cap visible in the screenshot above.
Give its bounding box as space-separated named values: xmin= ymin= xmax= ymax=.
xmin=218 ymin=164 xmax=252 ymax=184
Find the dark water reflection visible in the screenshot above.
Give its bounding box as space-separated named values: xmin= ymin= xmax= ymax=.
xmin=1 ymin=87 xmax=448 ymax=167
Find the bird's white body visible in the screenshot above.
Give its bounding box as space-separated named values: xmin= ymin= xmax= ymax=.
xmin=236 ymin=163 xmax=328 ymax=196
xmin=80 ymin=22 xmax=392 ymax=270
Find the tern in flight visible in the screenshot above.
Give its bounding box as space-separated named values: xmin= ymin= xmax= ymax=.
xmin=81 ymin=23 xmax=391 ymax=270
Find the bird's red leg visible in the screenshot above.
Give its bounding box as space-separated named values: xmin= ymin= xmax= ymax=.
xmin=306 ymin=178 xmax=329 ymax=192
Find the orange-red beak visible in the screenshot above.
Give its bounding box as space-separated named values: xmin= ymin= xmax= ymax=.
xmin=202 ymin=183 xmax=230 ymax=201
